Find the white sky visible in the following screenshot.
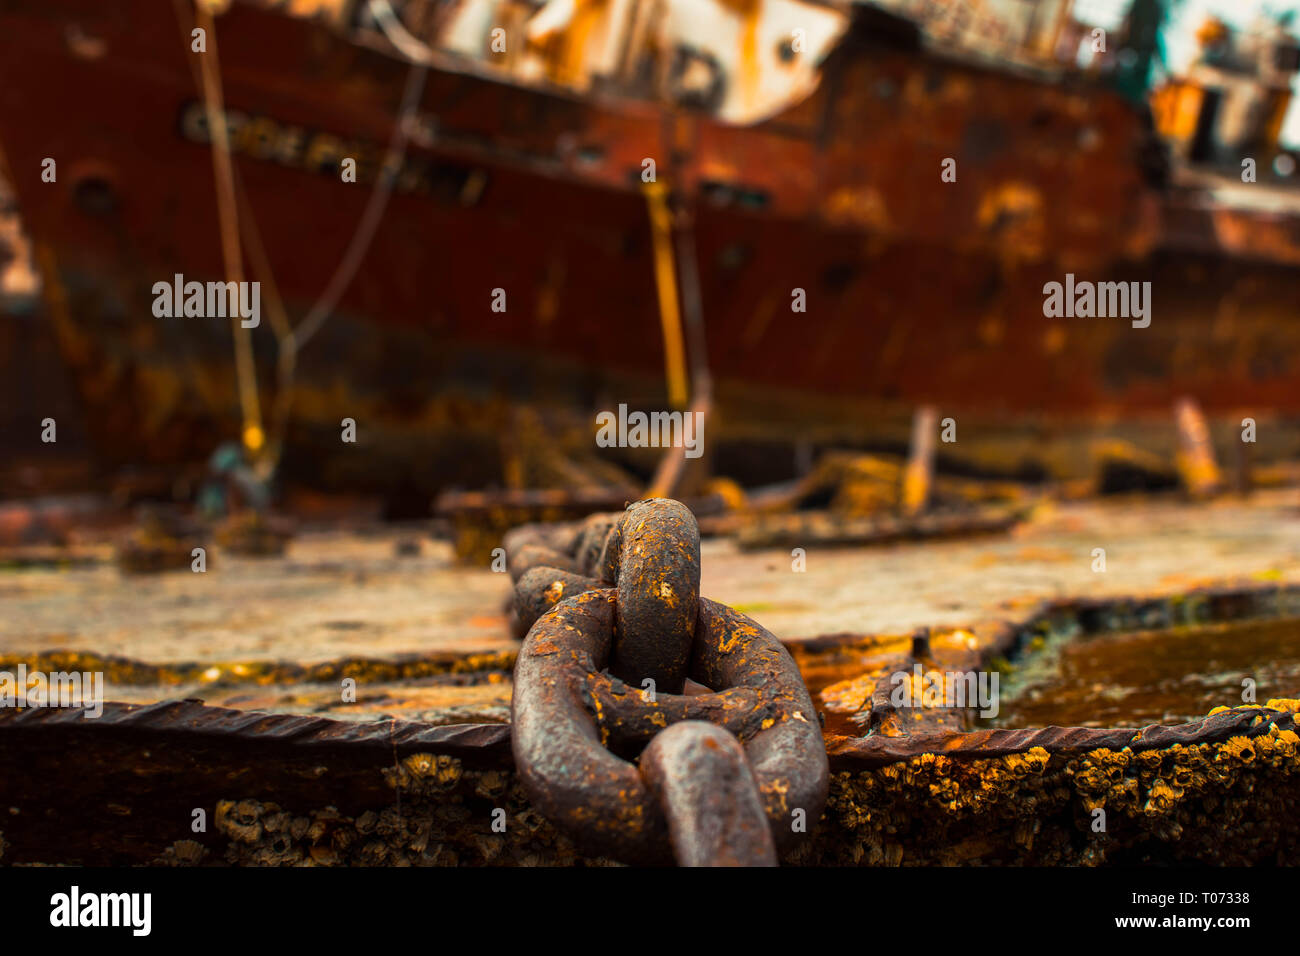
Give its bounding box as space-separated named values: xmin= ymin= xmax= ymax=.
xmin=1076 ymin=0 xmax=1300 ymax=147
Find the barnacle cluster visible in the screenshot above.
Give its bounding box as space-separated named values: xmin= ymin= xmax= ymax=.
xmin=153 ymin=839 xmax=208 ymax=866
xmin=813 ymin=717 xmax=1299 ymax=865
xmin=213 ymin=753 xmax=618 ymax=866
xmin=204 ymin=708 xmax=1297 ymax=866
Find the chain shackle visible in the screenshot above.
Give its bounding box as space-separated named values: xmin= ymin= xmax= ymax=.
xmin=600 ymin=497 xmax=699 ymax=695
xmin=508 ymin=499 xmax=829 ymax=866
xmin=640 ymin=721 xmax=777 ymax=867
xmin=504 ymin=513 xmax=614 ymax=639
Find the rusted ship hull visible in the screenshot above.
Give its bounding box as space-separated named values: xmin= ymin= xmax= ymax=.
xmin=3 ymin=0 xmax=1300 ymax=495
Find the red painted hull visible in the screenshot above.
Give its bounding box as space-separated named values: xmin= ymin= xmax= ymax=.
xmin=2 ymin=0 xmax=1299 ymax=492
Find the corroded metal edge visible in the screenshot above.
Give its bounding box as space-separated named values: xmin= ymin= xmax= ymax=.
xmin=0 ymin=649 xmax=517 ymax=689
xmin=0 ymin=698 xmax=512 ymax=761
xmin=791 ymin=580 xmax=1300 ymax=738
xmin=733 ymin=506 xmax=1024 ymax=551
xmin=788 ymin=580 xmax=1300 ymax=650
xmin=826 ymin=706 xmax=1299 ymax=769
xmin=2 ymin=698 xmax=1294 ymax=772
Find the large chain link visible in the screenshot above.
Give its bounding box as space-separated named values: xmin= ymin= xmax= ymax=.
xmin=507 ymin=498 xmax=829 ymax=866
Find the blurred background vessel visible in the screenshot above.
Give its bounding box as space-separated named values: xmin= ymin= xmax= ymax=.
xmin=1 ymin=0 xmax=1299 ymax=514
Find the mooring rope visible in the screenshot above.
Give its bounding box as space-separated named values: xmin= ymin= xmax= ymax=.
xmin=290 ymin=52 xmax=428 ymax=350
xmin=192 ymin=0 xmax=265 ymax=458
xmin=175 ymin=0 xmax=428 ymax=475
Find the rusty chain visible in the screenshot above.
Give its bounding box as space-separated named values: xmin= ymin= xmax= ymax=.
xmin=506 ymin=498 xmax=829 ymax=866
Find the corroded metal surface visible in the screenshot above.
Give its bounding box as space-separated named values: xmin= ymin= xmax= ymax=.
xmin=505 ymin=510 xmax=614 ymax=635
xmin=641 ymin=722 xmax=777 ymax=867
xmin=503 ymin=511 xmax=612 ymax=582
xmin=0 ymin=648 xmax=518 ymax=690
xmin=509 ymin=498 xmax=828 ymax=865
xmin=815 ymin=581 xmax=1300 ymax=740
xmin=826 ymin=704 xmax=1299 ymax=769
xmin=512 ymin=566 xmax=600 ymax=636
xmin=441 ymin=492 xmax=629 ymax=565
xmin=819 ymin=706 xmax=1300 ymax=866
xmin=733 ymin=506 xmax=1024 ymax=551
xmin=2 ymin=697 xmax=1292 ymax=771
xmin=2 ymin=695 xmax=1296 ymax=866
xmin=0 ymin=697 xmax=512 ymax=760
xmin=512 ymin=589 xmax=827 ymax=864
xmin=3 ymin=523 xmax=1300 ymax=865
xmin=604 ymin=499 xmax=699 ymax=693
xmin=9 ymin=0 xmax=1300 ymax=502
xmin=8 ymin=494 xmax=1300 ymax=672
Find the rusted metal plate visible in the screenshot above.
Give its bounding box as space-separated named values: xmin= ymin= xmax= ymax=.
xmin=732 ymin=505 xmax=1024 ymax=550
xmin=2 ymin=694 xmax=1296 ymax=866
xmin=3 ymin=694 xmax=1292 ymax=770
xmin=2 ymin=575 xmax=1298 ymax=864
xmin=0 ymin=697 xmax=512 ymax=760
xmin=3 ymin=503 xmax=1300 ymax=864
xmin=826 ymin=705 xmax=1299 ymax=769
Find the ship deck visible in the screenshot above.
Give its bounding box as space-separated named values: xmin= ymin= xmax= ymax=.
xmin=4 ymin=490 xmax=1298 ymax=724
